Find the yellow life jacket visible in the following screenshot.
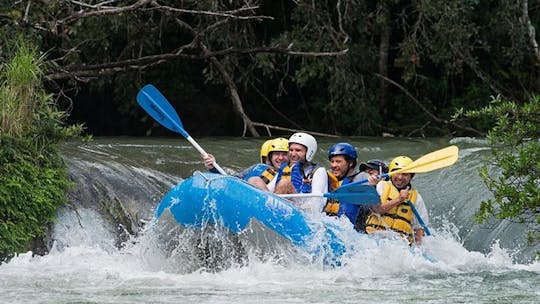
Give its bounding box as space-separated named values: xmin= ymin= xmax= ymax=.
xmin=327 ymin=171 xmax=341 ymax=191
xmin=323 ymin=171 xmax=358 ymax=216
xmin=365 ymin=181 xmax=418 ymax=236
xmin=260 ymin=167 xmax=277 ymax=184
xmin=278 ymin=164 xmax=292 ymax=180
xmin=324 ymin=171 xmax=342 ymax=215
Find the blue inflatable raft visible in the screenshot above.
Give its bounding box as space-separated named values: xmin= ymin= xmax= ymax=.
xmin=154 ymin=171 xmax=383 ymax=262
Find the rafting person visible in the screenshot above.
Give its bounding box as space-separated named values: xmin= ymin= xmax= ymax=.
xmin=353 ymin=159 xmax=389 ymax=232
xmin=323 ymin=143 xmax=381 ymax=229
xmin=274 ymin=132 xmax=328 ymax=213
xmin=359 ymin=159 xmax=389 ymax=179
xmin=365 ymin=156 xmax=429 ymax=245
xmin=244 ymin=137 xmax=289 ymax=191
xmin=202 ymin=137 xmax=289 ymax=191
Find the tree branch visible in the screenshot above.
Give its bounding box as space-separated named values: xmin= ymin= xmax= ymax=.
xmin=450 ymin=43 xmax=508 ymax=98
xmin=60 ymin=0 xmax=270 ymax=25
xmin=375 ymin=73 xmax=485 ymax=136
xmin=153 ymin=3 xmax=272 ymax=21
xmin=521 ymin=0 xmax=540 ymax=65
xmin=59 ymin=0 xmax=153 ymax=24
xmin=46 ymin=47 xmax=348 ymax=80
xmin=251 ymin=122 xmax=339 ymax=138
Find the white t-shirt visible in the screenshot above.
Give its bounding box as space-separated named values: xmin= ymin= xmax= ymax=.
xmin=267 ymin=174 xmax=278 ymax=192
xmin=296 ymin=166 xmax=328 ymax=214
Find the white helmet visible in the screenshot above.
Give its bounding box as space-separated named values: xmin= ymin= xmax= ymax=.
xmin=289 ymin=132 xmax=317 ymax=162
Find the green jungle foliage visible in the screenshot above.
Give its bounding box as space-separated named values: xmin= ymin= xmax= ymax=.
xmin=2 ymin=1 xmax=538 ymax=136
xmin=0 ymin=137 xmax=72 ymax=262
xmin=458 ymin=95 xmax=540 ymax=255
xmin=0 ymin=1 xmax=538 ymax=258
xmin=0 ymin=39 xmax=82 ymax=263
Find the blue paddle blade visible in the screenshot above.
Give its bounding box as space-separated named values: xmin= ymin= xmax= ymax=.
xmin=324 ymin=192 xmax=380 ymax=205
xmin=325 ymin=184 xmax=380 ymax=205
xmin=136 ymin=84 xmax=189 ymax=138
xmin=334 ymin=183 xmax=375 ymax=193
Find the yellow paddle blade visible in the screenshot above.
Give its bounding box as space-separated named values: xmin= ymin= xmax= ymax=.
xmin=391 ymin=145 xmax=459 ymax=174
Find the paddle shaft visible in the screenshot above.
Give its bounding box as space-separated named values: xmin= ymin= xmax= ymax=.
xmin=147 ymin=93 xmax=225 ymax=173
xmin=137 ymin=85 xmax=227 ymax=175
xmin=185 ymin=136 xmax=227 ymax=175
xmin=342 ymin=145 xmax=459 ymax=189
xmin=407 ymin=201 xmax=431 ymax=236
xmin=278 ymin=192 xmax=378 ymax=205
xmin=279 ymin=193 xmax=328 ymax=198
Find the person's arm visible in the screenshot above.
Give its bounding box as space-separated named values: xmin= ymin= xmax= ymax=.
xmin=266 ymin=174 xmax=278 ymax=192
xmin=311 ymin=167 xmax=328 ymax=194
xmin=370 ymin=182 xmax=409 ymax=214
xmin=303 ymin=167 xmax=328 ymax=213
xmin=202 ymin=154 xmax=220 ymax=173
xmin=367 ymin=174 xmax=382 ymax=186
xmin=414 ymin=228 xmax=425 ymax=245
xmin=235 ymin=164 xmax=257 ymax=179
xmin=411 ymin=193 xmax=429 ymax=244
xmin=353 ymin=172 xmax=370 ymax=185
xmin=353 ymin=171 xmax=381 ymax=186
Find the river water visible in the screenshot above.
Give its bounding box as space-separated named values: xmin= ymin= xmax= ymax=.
xmin=1 ymin=137 xmax=538 ymax=303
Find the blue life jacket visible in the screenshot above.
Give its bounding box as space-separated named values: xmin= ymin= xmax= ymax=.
xmin=276 ymin=162 xmax=320 ymax=193
xmin=242 ymin=163 xmax=270 ymax=180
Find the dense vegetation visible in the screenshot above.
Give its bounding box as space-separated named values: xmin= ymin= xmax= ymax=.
xmin=0 ymin=41 xmax=81 ymax=262
xmin=0 ymin=1 xmax=538 ymax=258
xmin=0 ymin=1 xmax=538 ymax=137
xmin=457 ymin=96 xmax=540 ymax=253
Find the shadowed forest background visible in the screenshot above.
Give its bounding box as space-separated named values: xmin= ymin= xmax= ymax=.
xmin=1 ymin=0 xmax=539 ymax=137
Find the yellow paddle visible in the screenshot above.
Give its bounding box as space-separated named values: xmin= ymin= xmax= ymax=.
xmin=389 ymin=145 xmax=459 ymax=175
xmin=341 ymin=145 xmax=459 ymax=190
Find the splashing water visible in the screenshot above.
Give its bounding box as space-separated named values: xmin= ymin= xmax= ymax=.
xmin=1 ymin=137 xmax=539 ymax=303
xmin=1 ymin=206 xmax=538 ymax=304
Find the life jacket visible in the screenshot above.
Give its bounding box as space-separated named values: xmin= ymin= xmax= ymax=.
xmin=324 ymin=172 xmax=346 ymax=215
xmin=324 ymin=172 xmax=360 ymax=223
xmin=276 ymin=162 xmax=320 ymax=193
xmin=327 ymin=171 xmax=341 ymax=192
xmin=324 ymin=171 xmax=368 ymax=220
xmin=243 ymin=163 xmax=277 ymax=184
xmin=365 ymin=181 xmax=418 ymax=237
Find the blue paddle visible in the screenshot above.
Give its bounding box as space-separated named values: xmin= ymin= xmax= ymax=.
xmin=279 ymin=184 xmax=380 ymax=205
xmin=137 ymin=84 xmax=227 ymax=175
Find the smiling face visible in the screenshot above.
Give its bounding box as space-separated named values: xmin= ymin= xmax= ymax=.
xmin=330 ymin=155 xmax=353 ymax=179
xmin=391 ymin=173 xmax=413 ymax=189
xmin=288 ymin=143 xmax=307 ymax=164
xmin=269 ymin=151 xmax=288 ymax=169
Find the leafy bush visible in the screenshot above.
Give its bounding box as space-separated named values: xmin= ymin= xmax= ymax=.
xmin=0 ymin=38 xmax=82 ymax=262
xmin=457 ymin=95 xmax=540 ymax=256
xmin=0 ymin=137 xmax=72 ymax=262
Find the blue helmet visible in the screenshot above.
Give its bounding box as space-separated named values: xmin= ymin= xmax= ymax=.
xmin=328 ymin=143 xmax=358 ymax=160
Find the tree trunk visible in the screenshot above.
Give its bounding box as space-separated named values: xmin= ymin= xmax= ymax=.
xmin=520 ymin=0 xmax=540 ymax=90
xmin=378 ymin=2 xmax=391 ymax=118
xmin=199 ymin=43 xmax=260 ymax=137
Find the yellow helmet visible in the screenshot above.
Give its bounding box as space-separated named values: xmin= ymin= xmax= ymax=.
xmin=268 ymin=137 xmax=289 ymax=154
xmin=389 ymin=156 xmax=413 ymax=172
xmin=260 ymin=140 xmax=273 ymax=163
